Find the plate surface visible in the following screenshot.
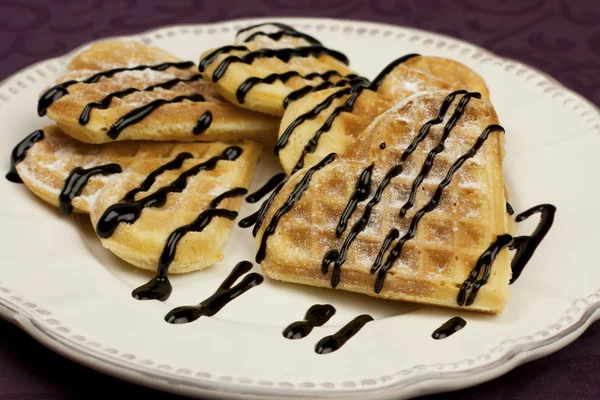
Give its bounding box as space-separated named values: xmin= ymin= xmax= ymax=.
xmin=1 ymin=17 xmax=599 ymax=400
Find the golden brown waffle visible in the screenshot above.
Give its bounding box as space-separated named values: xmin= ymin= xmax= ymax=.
xmin=255 ymin=91 xmax=513 ymax=313
xmin=40 ymin=41 xmax=279 ymax=144
xmin=16 ymin=125 xmax=261 ymax=273
xmin=277 ymin=55 xmax=490 ymax=175
xmin=199 ymin=23 xmax=358 ymax=117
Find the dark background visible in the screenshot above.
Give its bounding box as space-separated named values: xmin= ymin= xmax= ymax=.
xmin=1 ymin=0 xmax=599 ymax=398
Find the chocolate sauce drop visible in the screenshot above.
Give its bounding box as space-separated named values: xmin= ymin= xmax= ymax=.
xmin=59 ymin=164 xmax=122 ymax=215
xmin=238 ymin=210 xmax=260 ymax=228
xmin=106 ymin=94 xmax=206 ymax=139
xmin=256 ymin=153 xmax=336 ymax=263
xmin=37 ymin=61 xmax=195 ymax=116
xmin=506 ymin=202 xmax=514 ymax=216
xmin=5 ymin=130 xmax=44 ymax=183
xmin=315 ymin=314 xmax=373 ymax=354
xmin=245 ymin=173 xmax=287 ymax=203
xmin=164 ymin=261 xmax=263 ymax=323
xmin=193 ymin=111 xmax=213 ymax=135
xmin=432 ymin=317 xmax=467 ymax=339
xmin=282 ymin=304 xmax=336 ymax=339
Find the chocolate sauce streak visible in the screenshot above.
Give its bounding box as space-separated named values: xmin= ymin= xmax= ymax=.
xmin=322 ymin=165 xmax=403 ymax=288
xmin=289 ymin=55 xmax=422 ymax=173
xmin=236 ymin=22 xmax=297 ymax=36
xmin=5 ymin=130 xmax=44 ymax=183
xmin=282 ymin=304 xmax=336 ymax=339
xmin=457 ymin=234 xmax=514 ymax=306
xmin=236 ymin=70 xmax=355 ymax=105
xmin=251 ymin=180 xmax=287 ymax=236
xmin=106 ymin=94 xmax=206 ymax=139
xmin=246 ymin=173 xmax=287 ymax=203
xmin=375 ymin=125 xmax=506 ymax=293
xmin=282 ymin=75 xmax=370 ymax=109
xmin=59 ymin=164 xmax=122 ymax=215
xmin=123 ymin=152 xmax=193 ymax=202
xmin=198 ymin=46 xmax=249 ymax=72
xmin=133 ymin=188 xmax=247 ymax=301
xmin=165 ymin=261 xmax=263 ymax=323
xmin=193 ymin=111 xmax=213 ymax=135
xmin=372 ymin=229 xmax=399 ymax=273
xmin=238 ymin=210 xmax=260 ymax=228
xmin=256 ymin=153 xmax=336 ymax=263
xmin=399 ymin=92 xmax=481 ymax=217
xmin=335 ymin=165 xmax=373 ymax=237
xmin=322 ymin=90 xmax=467 ymax=285
xmin=369 ymin=54 xmax=420 ymax=91
xmin=78 ymin=75 xmax=202 ymax=125
xmin=509 ymin=204 xmax=556 ymax=284
xmin=275 ymin=87 xmax=354 ymax=155
xmin=37 ymin=61 xmax=195 ymax=116
xmin=506 ymin=202 xmax=514 ymax=216
xmin=208 ymin=46 xmax=350 ymax=83
xmin=315 ymin=314 xmax=373 ymax=354
xmin=96 ymin=146 xmax=243 ymax=239
xmin=244 ymin=30 xmax=321 ymax=45
xmin=432 ymin=317 xmax=467 ymax=340
xmin=292 ymin=86 xmax=368 ymax=174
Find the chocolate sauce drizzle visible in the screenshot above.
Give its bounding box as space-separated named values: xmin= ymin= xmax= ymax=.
xmin=256 ymin=153 xmax=336 ymax=263
xmin=5 ymin=130 xmax=44 ymax=183
xmin=78 ymin=75 xmax=202 ymax=125
xmin=432 ymin=317 xmax=467 ymax=340
xmin=315 ymin=314 xmax=373 ymax=354
xmin=250 ymin=180 xmax=287 ymax=236
xmin=509 ymin=204 xmax=556 ymax=284
xmin=322 ymin=165 xmax=403 ymax=288
xmin=96 ymin=146 xmax=243 ymax=239
xmin=236 ymin=70 xmax=356 ymax=105
xmin=133 ymin=188 xmax=247 ymax=301
xmin=375 ymin=125 xmax=506 ymax=293
xmin=321 ymin=90 xmax=468 ymax=287
xmin=106 ymin=93 xmax=206 ymax=139
xmin=246 ymin=173 xmax=287 ymax=203
xmin=335 ymin=165 xmax=373 ymax=237
xmin=243 ymin=29 xmax=321 ymax=46
xmin=282 ymin=304 xmax=336 ymax=339
xmin=165 ymin=260 xmax=263 ymax=323
xmin=506 ymin=202 xmax=514 ymax=216
xmin=399 ymin=92 xmax=481 ymax=217
xmin=236 ymin=22 xmax=297 ymax=36
xmin=275 ymin=87 xmax=355 ymax=155
xmin=58 ymin=164 xmax=122 ymax=215
xmin=37 ymin=61 xmax=195 ymax=116
xmin=198 ymin=46 xmax=249 ymax=72
xmin=193 ymin=111 xmax=213 ymax=135
xmin=282 ymin=75 xmax=369 ymax=109
xmin=238 ymin=210 xmax=260 ymax=228
xmin=274 ymin=54 xmax=420 ymax=159
xmin=457 ymin=203 xmax=555 ymax=305
xmin=204 ymin=46 xmax=350 ymax=83
xmin=457 ymin=234 xmax=514 ymax=306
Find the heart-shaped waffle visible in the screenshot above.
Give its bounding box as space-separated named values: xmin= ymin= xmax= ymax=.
xmin=39 ymin=41 xmax=279 ymax=144
xmin=199 ymin=22 xmax=360 ymax=117
xmin=13 ymin=126 xmax=261 ymax=287
xmin=276 ymin=54 xmax=490 ymax=174
xmin=254 ymin=90 xmax=513 ymax=313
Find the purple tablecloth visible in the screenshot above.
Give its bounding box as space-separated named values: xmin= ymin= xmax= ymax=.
xmin=1 ymin=0 xmax=598 ymax=398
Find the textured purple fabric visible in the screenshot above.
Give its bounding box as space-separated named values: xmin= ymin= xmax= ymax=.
xmin=0 ymin=0 xmax=598 ymax=398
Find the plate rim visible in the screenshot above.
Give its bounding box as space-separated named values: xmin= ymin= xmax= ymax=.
xmin=1 ymin=16 xmax=599 ymax=400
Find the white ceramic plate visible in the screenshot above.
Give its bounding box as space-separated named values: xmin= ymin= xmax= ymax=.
xmin=1 ymin=17 xmax=599 ymax=400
